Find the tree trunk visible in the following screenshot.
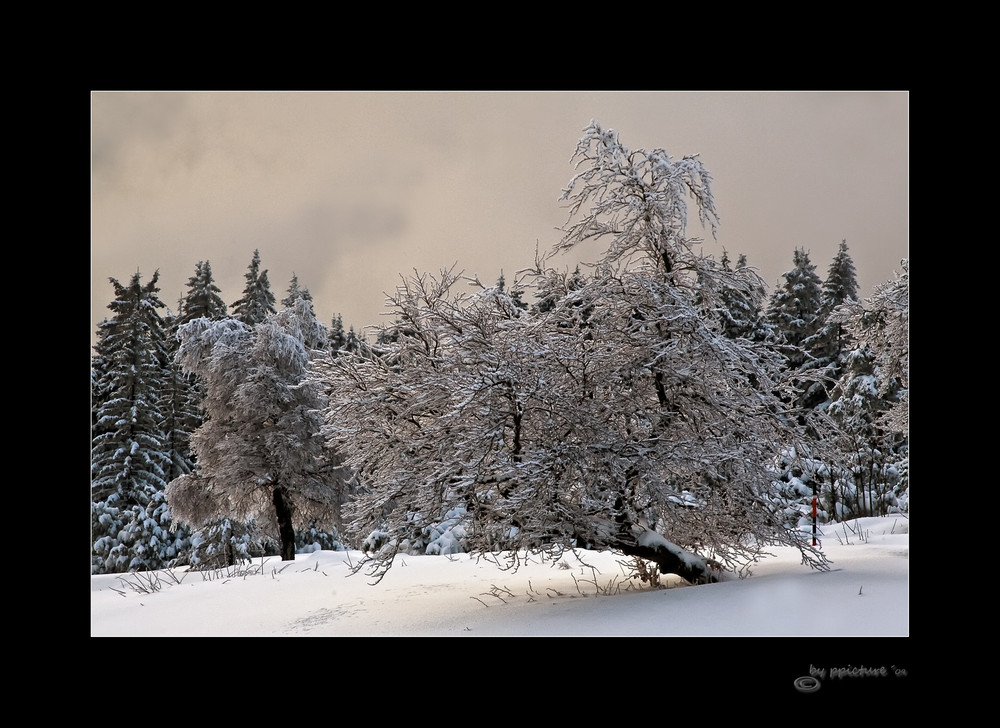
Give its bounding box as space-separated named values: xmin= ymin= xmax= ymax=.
xmin=615 ymin=536 xmax=720 ymax=585
xmin=223 ymin=519 xmax=236 ymax=566
xmin=272 ymin=487 xmax=296 ymax=561
xmin=224 ymin=537 xmax=235 ymax=567
xmin=608 ymin=472 xmax=718 ymax=584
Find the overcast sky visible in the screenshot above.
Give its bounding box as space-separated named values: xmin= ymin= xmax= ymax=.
xmin=91 ymin=91 xmax=908 ymax=346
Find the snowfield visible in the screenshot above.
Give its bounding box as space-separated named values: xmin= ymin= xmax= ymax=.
xmin=91 ymin=516 xmax=907 ymax=638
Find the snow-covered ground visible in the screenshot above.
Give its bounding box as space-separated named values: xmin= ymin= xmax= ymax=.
xmin=92 ymin=515 xmax=913 ymax=695
xmin=92 ymin=515 xmax=907 ymax=639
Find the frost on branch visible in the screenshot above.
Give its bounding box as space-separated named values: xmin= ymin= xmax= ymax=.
xmin=166 ymin=299 xmax=345 ymax=561
xmin=315 ymin=121 xmax=829 ymax=584
xmin=556 ymin=119 xmax=719 ymax=286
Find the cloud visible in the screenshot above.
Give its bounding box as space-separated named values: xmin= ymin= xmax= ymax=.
xmin=92 ymin=93 xmax=203 ymax=195
xmin=93 ymin=92 xmax=908 ymax=348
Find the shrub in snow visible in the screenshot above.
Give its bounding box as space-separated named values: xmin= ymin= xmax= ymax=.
xmin=295 ymin=522 xmax=347 ymax=552
xmin=421 ymin=508 xmax=469 ymax=556
xmin=185 ymin=518 xmax=276 ymax=569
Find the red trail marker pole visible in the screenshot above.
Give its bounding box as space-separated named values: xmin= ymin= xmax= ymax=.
xmin=812 ymin=496 xmax=818 ymax=546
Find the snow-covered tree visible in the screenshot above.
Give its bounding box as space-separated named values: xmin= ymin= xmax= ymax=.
xmin=495 ymin=270 xmax=527 ymax=311
xmin=159 ymin=311 xmax=199 ymax=486
xmin=159 ymin=262 xmax=219 ymax=486
xmin=764 ymin=247 xmax=828 ymax=420
xmin=328 ymin=313 xmax=348 ymax=353
xmin=822 ymin=346 xmax=904 ymax=517
xmin=282 ymin=273 xmax=313 ymax=308
xmin=714 ymin=251 xmax=769 ymax=341
xmin=231 ymin=249 xmax=277 ymax=325
xmin=829 ymin=260 xmax=908 ymax=434
xmin=824 ymin=260 xmax=909 ymax=516
xmin=819 ymin=240 xmax=860 ymax=319
xmin=798 ymin=240 xmax=860 ymax=410
xmin=766 ymin=248 xmax=824 ymax=369
xmin=177 ymin=260 xmax=228 ymax=325
xmin=165 ymin=298 xmax=346 ymax=561
xmin=316 ymin=121 xmax=829 ymax=584
xmin=160 ymin=261 xmax=238 ymax=563
xmin=531 ymin=264 xmax=592 ymax=332
xmin=278 ymin=274 xmax=327 ymax=350
xmin=92 ymin=271 xmax=187 ymax=573
xmin=313 ymin=266 xmax=540 ymax=568
xmin=325 ymin=312 xmax=372 ymax=359
xmin=91 ymin=317 xmax=116 ymax=443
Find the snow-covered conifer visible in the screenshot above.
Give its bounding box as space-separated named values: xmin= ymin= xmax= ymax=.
xmin=824 ymin=260 xmax=908 ymax=516
xmin=765 ymin=248 xmax=825 ymax=369
xmin=715 ymin=251 xmax=769 ymax=341
xmin=91 ymin=271 xmax=187 ymax=573
xmin=178 ymin=260 xmax=228 ymax=325
xmin=328 ymin=313 xmax=348 ymax=353
xmin=231 ymin=249 xmax=277 ymax=325
xmin=282 ymin=273 xmax=313 ymax=308
xmin=798 ymin=240 xmax=861 ymax=410
xmin=819 ymin=240 xmax=860 ymax=317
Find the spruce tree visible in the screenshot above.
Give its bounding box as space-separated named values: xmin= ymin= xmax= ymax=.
xmin=91 ymin=317 xmax=116 ymax=444
xmin=764 ymin=248 xmax=830 ymax=423
xmin=344 ymin=325 xmax=365 ymax=355
xmin=715 ymin=251 xmax=768 ymax=341
xmin=495 ymin=271 xmax=528 ymax=311
xmin=763 ymin=248 xmax=821 ymax=411
xmin=160 ymin=310 xmax=198 ymax=487
xmin=819 ymin=240 xmax=860 ymax=317
xmin=532 ymin=264 xmax=592 ymax=330
xmin=329 ymin=313 xmax=348 ymax=354
xmin=282 ymin=273 xmax=313 ymax=308
xmin=231 ymin=249 xmax=277 ymax=325
xmin=282 ymin=274 xmax=326 ymax=349
xmin=91 ymin=271 xmax=186 ymax=574
xmin=178 ymin=260 xmax=228 ymax=325
xmin=824 ymin=345 xmax=896 ymax=517
xmin=765 ymin=248 xmax=825 ymax=368
xmin=825 ymin=260 xmax=909 ymax=517
xmin=799 ymin=240 xmax=860 ymax=409
xmin=329 ymin=313 xmax=371 ymax=358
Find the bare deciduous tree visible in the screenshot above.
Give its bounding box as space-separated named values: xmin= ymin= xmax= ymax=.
xmin=315 ymin=121 xmax=830 ymax=583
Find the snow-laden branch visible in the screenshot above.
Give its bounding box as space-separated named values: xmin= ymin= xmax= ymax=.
xmin=313 ymin=121 xmax=831 ymax=583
